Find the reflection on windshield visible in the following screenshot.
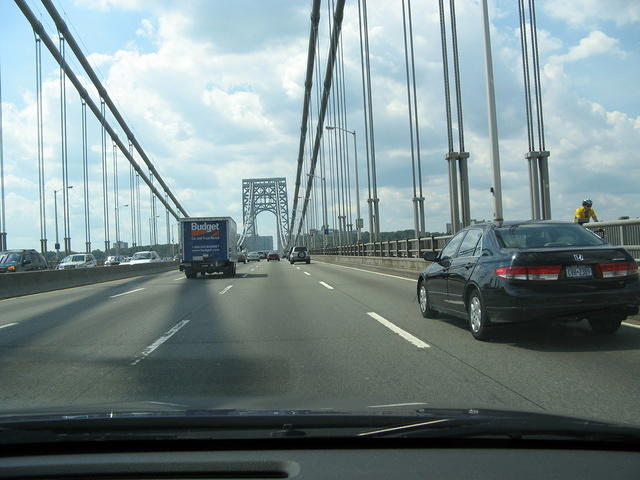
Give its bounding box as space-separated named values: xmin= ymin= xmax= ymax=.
xmin=132 ymin=253 xmax=152 ymax=260
xmin=495 ymin=224 xmax=605 ymax=249
xmin=0 ymin=253 xmax=20 ymax=264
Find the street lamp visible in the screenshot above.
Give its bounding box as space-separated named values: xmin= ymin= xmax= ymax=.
xmin=325 ymin=126 xmax=362 ymax=242
xmin=53 ymin=185 xmax=73 ymax=259
xmin=115 ymin=204 xmax=129 ymax=255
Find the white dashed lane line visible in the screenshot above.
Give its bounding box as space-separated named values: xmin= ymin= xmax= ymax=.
xmin=304 ymin=271 xmax=311 ymax=276
xmin=296 ymin=266 xmax=301 ymax=270
xmin=0 ymin=323 xmax=18 ymax=330
xmin=219 ymin=285 xmax=233 ymax=295
xmin=366 ymin=312 xmax=430 ymax=349
xmin=311 ymin=260 xmax=415 ymax=282
xmin=319 ymin=281 xmax=334 ymax=290
xmin=174 ymin=276 xmax=185 ymax=280
xmin=130 ymin=318 xmax=191 ymax=366
xmin=109 ymin=288 xmax=145 ymax=299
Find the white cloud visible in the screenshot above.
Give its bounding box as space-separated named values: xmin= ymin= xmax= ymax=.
xmin=544 ymin=0 xmax=640 ymax=27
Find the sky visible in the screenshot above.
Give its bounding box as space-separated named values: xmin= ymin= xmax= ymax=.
xmin=0 ymin=0 xmax=639 ymax=250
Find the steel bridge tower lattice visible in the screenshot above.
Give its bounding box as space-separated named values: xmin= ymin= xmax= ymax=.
xmin=239 ymin=178 xmax=290 ymax=252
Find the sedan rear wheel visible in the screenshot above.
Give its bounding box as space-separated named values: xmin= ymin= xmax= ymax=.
xmin=418 ymin=281 xmax=438 ymax=319
xmin=468 ymin=290 xmax=491 ymax=341
xmin=588 ymin=318 xmax=622 ymax=335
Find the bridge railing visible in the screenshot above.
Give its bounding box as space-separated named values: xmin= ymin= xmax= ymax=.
xmin=585 ymin=218 xmax=640 ymax=260
xmin=316 ymin=234 xmax=453 ymax=258
xmin=313 ymin=219 xmax=640 ymax=260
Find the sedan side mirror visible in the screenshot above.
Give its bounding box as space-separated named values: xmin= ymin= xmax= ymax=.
xmin=422 ymin=251 xmax=438 ymax=262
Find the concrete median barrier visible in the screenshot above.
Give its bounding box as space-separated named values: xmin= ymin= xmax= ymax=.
xmin=313 ymin=254 xmax=427 ymax=273
xmin=0 ymin=262 xmax=178 ymax=300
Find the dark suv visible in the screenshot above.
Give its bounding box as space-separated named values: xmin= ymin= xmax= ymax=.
xmin=0 ymin=249 xmax=49 ymax=273
xmin=289 ymin=246 xmax=310 ymax=264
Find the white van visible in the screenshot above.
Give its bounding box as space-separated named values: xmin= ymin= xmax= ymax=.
xmin=56 ymin=253 xmax=97 ymax=270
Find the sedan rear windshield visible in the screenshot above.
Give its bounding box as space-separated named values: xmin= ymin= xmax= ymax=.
xmin=495 ymin=224 xmax=605 ymax=249
xmin=293 ymin=247 xmax=307 ymax=252
xmin=0 ymin=252 xmax=21 ymax=264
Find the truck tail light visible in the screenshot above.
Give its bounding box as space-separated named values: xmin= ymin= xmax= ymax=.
xmin=495 ymin=265 xmax=561 ymax=281
xmin=598 ymin=261 xmax=638 ymax=278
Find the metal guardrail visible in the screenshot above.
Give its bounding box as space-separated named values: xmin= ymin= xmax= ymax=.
xmin=312 ymin=219 xmax=640 ymax=259
xmin=586 ymin=218 xmax=640 ymax=260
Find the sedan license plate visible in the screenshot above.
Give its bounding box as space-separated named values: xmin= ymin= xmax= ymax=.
xmin=565 ymin=265 xmax=593 ymax=278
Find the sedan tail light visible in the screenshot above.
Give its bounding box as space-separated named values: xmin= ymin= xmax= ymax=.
xmin=496 ymin=265 xmax=561 ymax=281
xmin=597 ymin=261 xmax=638 ymax=278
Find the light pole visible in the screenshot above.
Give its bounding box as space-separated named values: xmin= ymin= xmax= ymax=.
xmin=115 ymin=204 xmax=129 ymax=255
xmin=54 ymin=186 xmax=73 ymax=259
xmin=326 ymin=126 xmax=362 ymax=242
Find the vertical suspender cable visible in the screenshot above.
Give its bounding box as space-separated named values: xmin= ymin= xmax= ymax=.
xmin=361 ymin=0 xmax=380 ymax=239
xmin=518 ymin=0 xmax=539 ymax=219
xmin=288 ymin=0 xmax=321 ymax=245
xmin=58 ymin=33 xmax=71 ymax=253
xmin=129 ymin=141 xmax=136 ymax=246
xmin=338 ymin=28 xmax=353 ymax=237
xmin=0 ymin=61 xmax=5 ymax=252
xmin=82 ymin=100 xmax=90 ymax=252
xmin=449 ymin=0 xmax=471 ymax=227
xmin=407 ymin=0 xmax=425 ymax=235
xmin=402 ymin=0 xmax=419 ymax=239
xmin=100 ymin=99 xmax=109 ymax=252
xmin=113 ymin=142 xmax=119 ymax=251
xmin=439 ymin=0 xmax=459 ymax=233
xmin=316 ymin=31 xmax=329 ymax=242
xmin=357 ymin=0 xmax=373 ymax=240
xmin=518 ymin=0 xmax=534 ymax=152
xmin=528 ymin=0 xmax=551 ymax=219
xmin=297 ymin=0 xmax=345 ymax=243
xmin=34 ymin=35 xmax=47 ymax=254
xmin=528 ymin=0 xmax=545 ymax=151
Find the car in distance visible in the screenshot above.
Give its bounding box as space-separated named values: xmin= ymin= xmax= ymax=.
xmin=237 ymin=251 xmax=247 ymax=263
xmin=0 ymin=249 xmax=49 ymax=273
xmin=417 ymin=220 xmax=640 ymax=341
xmin=124 ymin=251 xmax=161 ymax=265
xmin=247 ymin=252 xmax=260 ymax=262
xmin=289 ymin=246 xmax=310 ymax=264
xmin=104 ymin=255 xmax=126 ymax=266
xmin=257 ymin=251 xmax=267 ymax=259
xmin=56 ymin=253 xmax=98 ymax=270
xmin=267 ymin=251 xmax=280 ymax=261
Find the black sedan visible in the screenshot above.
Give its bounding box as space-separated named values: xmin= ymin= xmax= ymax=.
xmin=417 ymin=221 xmax=640 ymax=340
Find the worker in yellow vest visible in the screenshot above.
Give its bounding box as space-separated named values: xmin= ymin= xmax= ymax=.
xmin=574 ymin=199 xmax=599 ymax=224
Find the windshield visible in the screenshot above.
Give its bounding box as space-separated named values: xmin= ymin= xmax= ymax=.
xmin=495 ymin=224 xmax=606 ymax=249
xmin=0 ymin=252 xmax=20 ymax=264
xmin=0 ymin=0 xmax=639 ymax=440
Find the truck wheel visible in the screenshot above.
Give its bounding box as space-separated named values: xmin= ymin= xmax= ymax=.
xmin=185 ymin=270 xmax=196 ymax=279
xmin=306 ymin=259 xmax=310 ymax=264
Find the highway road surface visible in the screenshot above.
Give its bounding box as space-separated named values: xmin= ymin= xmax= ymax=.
xmin=1 ymin=258 xmax=639 ymax=425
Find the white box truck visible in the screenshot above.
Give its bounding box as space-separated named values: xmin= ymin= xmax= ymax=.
xmin=178 ymin=217 xmax=238 ymax=278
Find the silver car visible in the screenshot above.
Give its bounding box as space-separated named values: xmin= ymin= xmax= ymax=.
xmin=289 ymin=246 xmax=310 ymax=264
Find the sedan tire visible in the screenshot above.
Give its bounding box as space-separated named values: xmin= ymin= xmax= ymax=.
xmin=588 ymin=318 xmax=622 ymax=335
xmin=468 ymin=289 xmax=491 ymax=341
xmin=418 ymin=281 xmax=438 ymax=319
